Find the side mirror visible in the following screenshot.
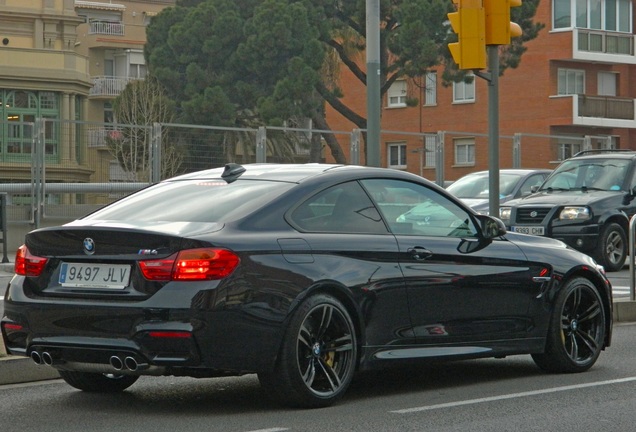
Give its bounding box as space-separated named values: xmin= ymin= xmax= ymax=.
xmin=530 ymin=185 xmax=540 ymax=193
xmin=477 ymin=214 xmax=506 ymax=239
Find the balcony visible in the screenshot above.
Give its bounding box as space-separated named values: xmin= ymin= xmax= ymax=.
xmin=89 ymin=21 xmax=125 ymax=36
xmin=87 ymin=127 xmax=115 ymax=148
xmin=573 ymin=28 xmax=636 ymax=64
xmin=89 ymin=76 xmax=141 ymax=97
xmin=572 ymin=94 xmax=636 ymax=127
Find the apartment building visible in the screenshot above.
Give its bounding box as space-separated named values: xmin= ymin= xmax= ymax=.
xmin=0 ymin=0 xmax=174 ymax=189
xmin=325 ymin=0 xmax=636 ymax=182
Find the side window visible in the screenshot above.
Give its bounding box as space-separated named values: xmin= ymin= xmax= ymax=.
xmin=518 ymin=174 xmax=547 ymax=197
xmin=361 ymin=179 xmax=478 ymax=238
xmin=290 ymin=181 xmax=388 ymax=234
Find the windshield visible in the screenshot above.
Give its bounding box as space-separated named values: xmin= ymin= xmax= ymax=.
xmin=447 ymin=173 xmax=522 ymax=198
xmin=541 ymin=158 xmax=630 ymax=192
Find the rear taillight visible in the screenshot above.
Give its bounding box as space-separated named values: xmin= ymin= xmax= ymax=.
xmin=138 ymin=248 xmax=240 ymax=281
xmin=14 ymin=245 xmax=48 ymax=277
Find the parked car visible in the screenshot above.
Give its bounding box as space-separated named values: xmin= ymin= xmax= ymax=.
xmin=446 ymin=169 xmax=552 ymax=214
xmin=500 ymin=149 xmax=636 ymax=272
xmin=1 ymin=163 xmax=612 ymax=408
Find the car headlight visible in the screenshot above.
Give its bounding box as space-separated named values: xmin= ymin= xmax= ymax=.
xmin=559 ymin=206 xmax=591 ymax=221
xmin=499 ymin=207 xmax=511 ymax=222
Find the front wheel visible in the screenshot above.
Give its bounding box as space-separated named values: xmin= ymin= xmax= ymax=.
xmin=59 ymin=370 xmax=139 ymax=392
xmin=595 ymin=222 xmax=626 ymax=272
xmin=532 ymin=277 xmax=606 ymax=373
xmin=258 ymin=293 xmax=358 ymax=408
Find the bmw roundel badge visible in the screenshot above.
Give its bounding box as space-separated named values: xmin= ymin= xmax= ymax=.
xmin=83 ymin=238 xmax=96 ymax=255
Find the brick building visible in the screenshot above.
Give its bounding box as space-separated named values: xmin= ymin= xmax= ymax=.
xmin=325 ymin=0 xmax=636 ymax=183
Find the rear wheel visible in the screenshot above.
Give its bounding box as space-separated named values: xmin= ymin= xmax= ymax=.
xmin=532 ymin=277 xmax=606 ymax=373
xmin=59 ymin=370 xmax=139 ymax=392
xmin=258 ymin=293 xmax=357 ymax=408
xmin=595 ymin=222 xmax=626 ymax=272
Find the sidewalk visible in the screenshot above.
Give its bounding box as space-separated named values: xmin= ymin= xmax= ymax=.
xmin=0 ymin=260 xmax=60 ymax=384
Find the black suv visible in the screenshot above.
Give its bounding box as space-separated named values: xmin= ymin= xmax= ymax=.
xmin=499 ymin=150 xmax=636 ymax=271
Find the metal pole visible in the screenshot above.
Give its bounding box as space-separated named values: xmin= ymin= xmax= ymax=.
xmin=366 ymin=0 xmax=381 ymax=167
xmin=630 ymin=216 xmax=636 ymax=301
xmin=487 ymin=45 xmax=500 ymax=218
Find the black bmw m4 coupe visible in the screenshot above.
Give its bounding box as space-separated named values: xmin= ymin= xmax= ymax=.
xmin=1 ymin=163 xmax=612 ymax=408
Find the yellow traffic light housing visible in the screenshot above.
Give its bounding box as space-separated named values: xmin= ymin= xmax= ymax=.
xmin=448 ymin=0 xmax=486 ymax=70
xmin=484 ymin=0 xmax=523 ymax=46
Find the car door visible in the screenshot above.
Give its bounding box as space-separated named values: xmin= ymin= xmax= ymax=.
xmin=361 ymin=178 xmax=543 ymax=347
xmin=288 ymin=180 xmax=414 ymax=348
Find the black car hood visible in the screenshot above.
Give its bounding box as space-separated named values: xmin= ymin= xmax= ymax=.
xmin=507 ymin=189 xmax=622 ymax=207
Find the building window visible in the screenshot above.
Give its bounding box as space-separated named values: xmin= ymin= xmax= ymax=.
xmin=454 ymin=138 xmax=475 ymax=165
xmin=424 ymin=135 xmax=437 ymax=168
xmin=0 ymin=90 xmax=60 ymax=160
xmin=553 ymin=0 xmax=632 ymax=31
xmin=388 ymin=142 xmax=407 ymax=169
xmin=424 ymin=72 xmax=437 ymax=106
xmin=387 ymin=80 xmax=407 ymax=108
xmin=453 ymin=75 xmax=475 ymax=103
xmin=558 ymin=68 xmax=585 ymax=95
xmin=558 ymin=141 xmax=583 ymax=160
xmin=554 ymin=0 xmax=572 ymax=28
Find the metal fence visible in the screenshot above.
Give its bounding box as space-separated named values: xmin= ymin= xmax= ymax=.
xmin=0 ymin=117 xmax=616 ymax=232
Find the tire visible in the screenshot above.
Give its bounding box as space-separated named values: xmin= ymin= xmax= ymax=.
xmin=258 ymin=293 xmax=358 ymax=408
xmin=595 ymin=222 xmax=626 ymax=272
xmin=59 ymin=370 xmax=139 ymax=392
xmin=532 ymin=277 xmax=606 ymax=373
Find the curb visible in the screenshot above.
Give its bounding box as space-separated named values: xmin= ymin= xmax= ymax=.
xmin=0 ymin=356 xmax=60 ymax=385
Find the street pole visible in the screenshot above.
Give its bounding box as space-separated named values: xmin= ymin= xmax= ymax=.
xmin=366 ymin=0 xmax=381 ymax=167
xmin=487 ymin=45 xmax=500 ymax=217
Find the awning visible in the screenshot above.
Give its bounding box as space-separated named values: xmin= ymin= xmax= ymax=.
xmin=75 ymin=1 xmax=126 ymax=11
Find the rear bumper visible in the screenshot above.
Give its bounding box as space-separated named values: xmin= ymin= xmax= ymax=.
xmin=2 ymin=301 xmax=283 ymax=376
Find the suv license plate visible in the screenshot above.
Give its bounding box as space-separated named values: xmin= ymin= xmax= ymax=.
xmin=59 ymin=262 xmax=131 ymax=289
xmin=511 ymin=226 xmax=545 ymax=236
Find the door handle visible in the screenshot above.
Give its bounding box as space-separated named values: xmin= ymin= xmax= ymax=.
xmin=408 ymin=247 xmax=432 ymax=260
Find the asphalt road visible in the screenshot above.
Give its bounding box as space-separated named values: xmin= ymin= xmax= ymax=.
xmin=0 ymin=323 xmax=635 ymax=432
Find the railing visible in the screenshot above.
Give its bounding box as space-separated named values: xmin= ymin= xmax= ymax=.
xmin=577 ymin=95 xmax=635 ymax=120
xmin=89 ymin=76 xmax=141 ymax=97
xmin=89 ymin=21 xmax=125 ymax=36
xmin=576 ymin=28 xmax=634 ymax=56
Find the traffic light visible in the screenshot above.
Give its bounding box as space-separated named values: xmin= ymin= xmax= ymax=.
xmin=447 ymin=0 xmax=486 ymax=70
xmin=484 ymin=0 xmax=523 ymax=46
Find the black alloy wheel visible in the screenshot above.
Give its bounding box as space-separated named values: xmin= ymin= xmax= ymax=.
xmin=259 ymin=293 xmax=357 ymax=408
xmin=532 ymin=277 xmax=606 ymax=373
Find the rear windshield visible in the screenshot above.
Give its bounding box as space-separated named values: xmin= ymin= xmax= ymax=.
xmin=82 ymin=179 xmax=294 ymax=222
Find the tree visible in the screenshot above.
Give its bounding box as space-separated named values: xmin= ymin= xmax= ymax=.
xmin=145 ymin=0 xmax=542 ymax=163
xmin=108 ymin=77 xmax=181 ymax=181
xmin=146 ymin=0 xmax=330 ymax=163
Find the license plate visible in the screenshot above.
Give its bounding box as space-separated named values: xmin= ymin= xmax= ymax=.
xmin=511 ymin=226 xmax=545 ymax=236
xmin=59 ymin=262 xmax=131 ymax=289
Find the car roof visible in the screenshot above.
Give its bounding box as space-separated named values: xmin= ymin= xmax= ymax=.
xmin=568 ymin=150 xmax=636 ymax=160
xmin=166 ymin=163 xmax=403 ymax=184
xmin=458 ymin=168 xmax=551 ymax=177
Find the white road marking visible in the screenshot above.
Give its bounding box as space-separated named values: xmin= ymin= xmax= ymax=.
xmin=391 ymin=376 xmax=636 ymax=414
xmin=245 ymin=429 xmax=290 ymax=432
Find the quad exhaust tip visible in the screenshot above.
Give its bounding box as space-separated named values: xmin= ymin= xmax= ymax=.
xmin=31 ymin=351 xmax=59 ymax=366
xmin=32 ymin=351 xmax=147 ymax=372
xmin=30 ymin=351 xmax=43 ymax=365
